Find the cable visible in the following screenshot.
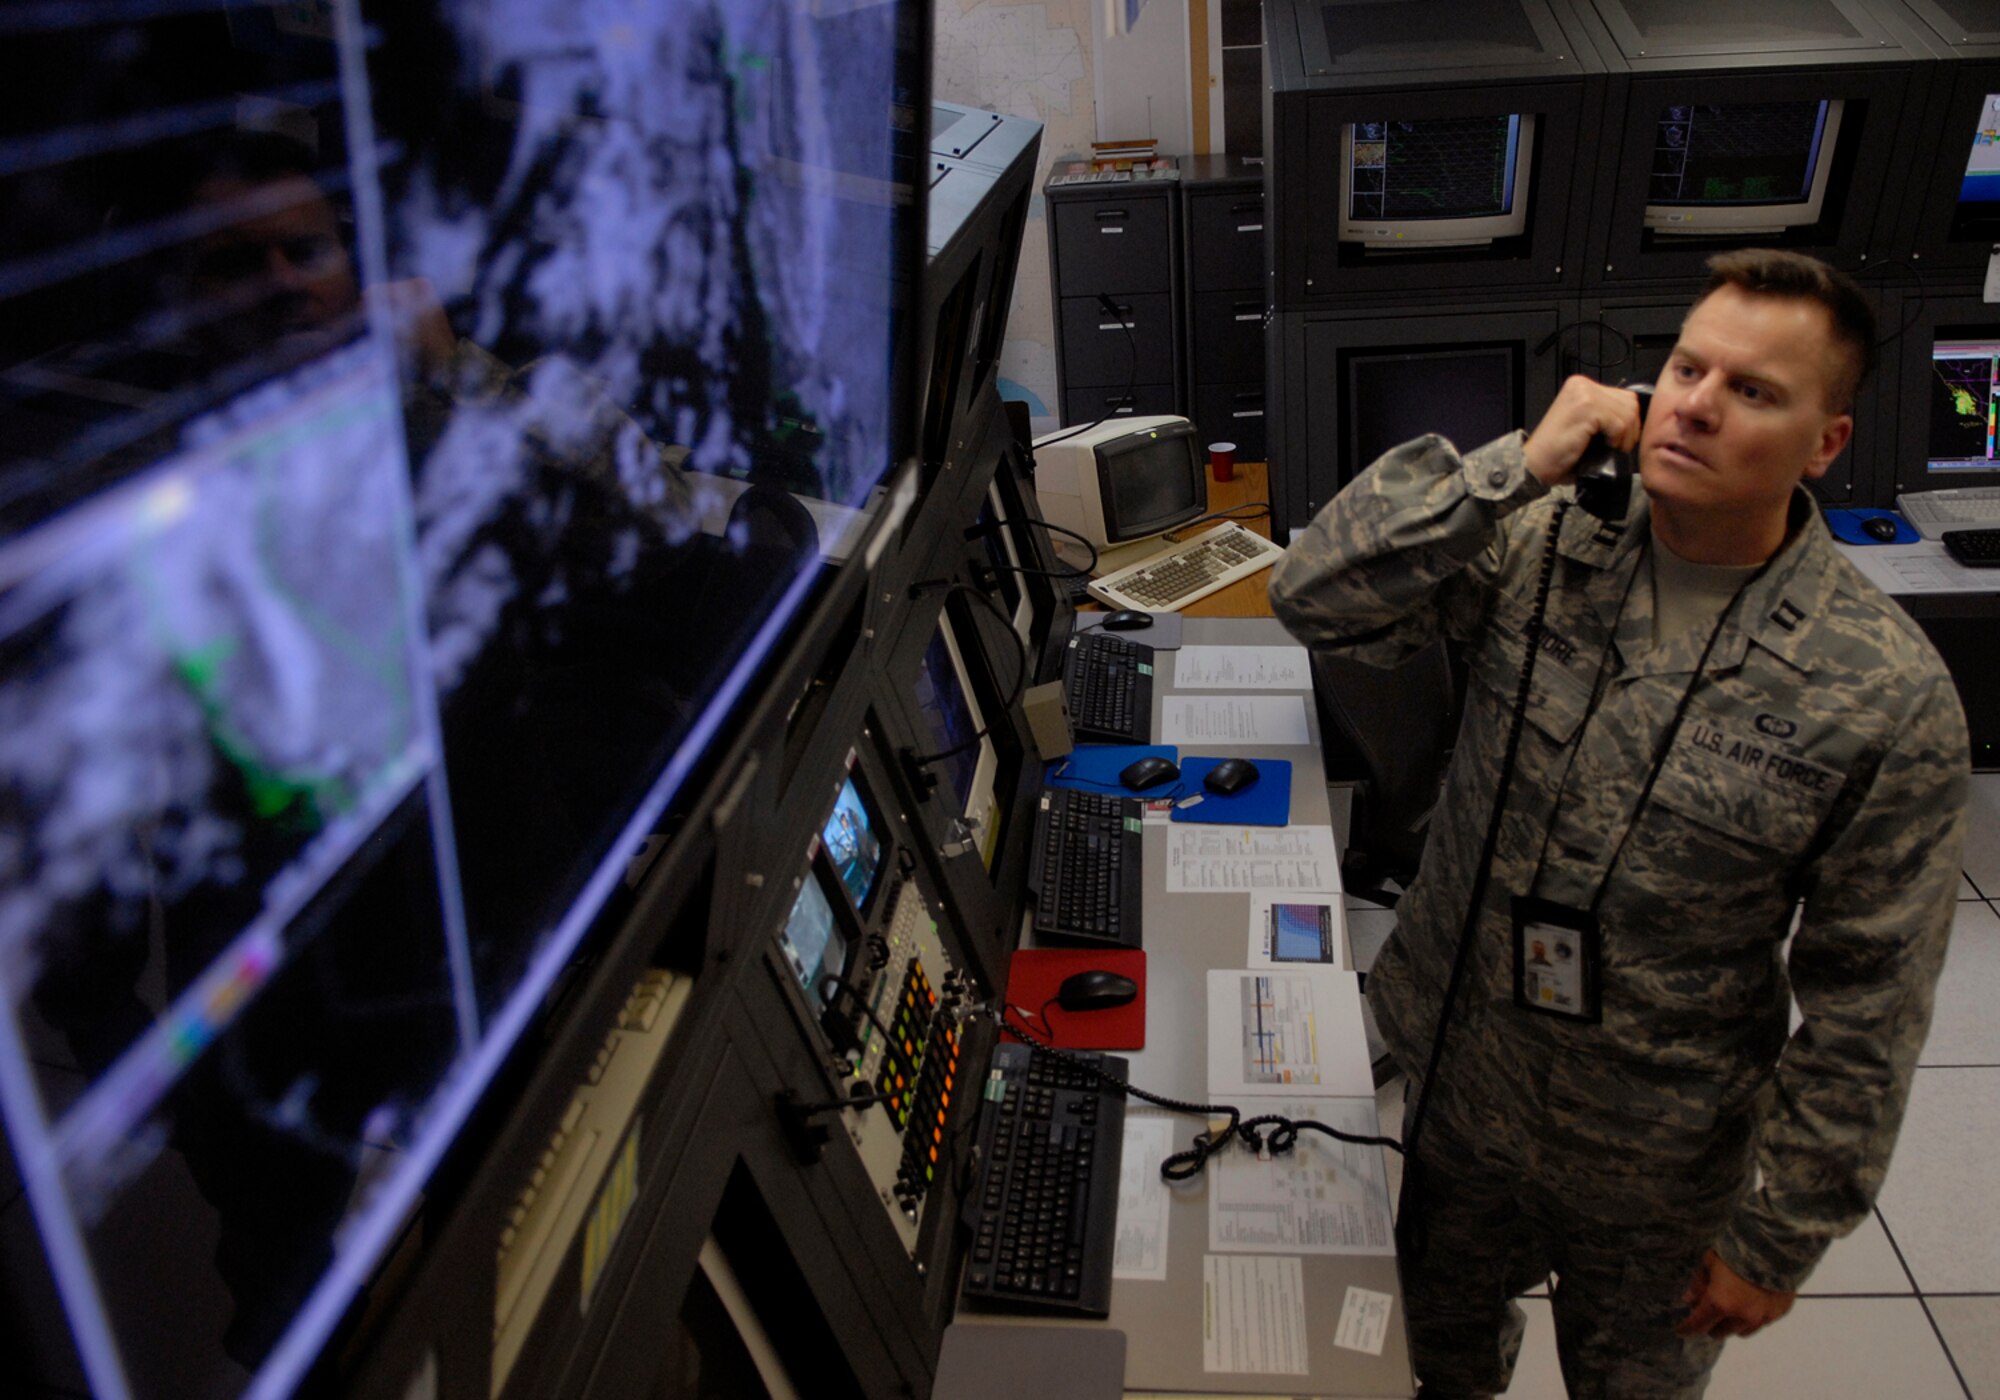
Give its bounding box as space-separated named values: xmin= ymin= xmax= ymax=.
xmin=998 ymin=1005 xmax=1402 ymax=1182
xmin=1028 ymin=293 xmax=1140 ymax=451
xmin=1044 ymin=763 xmax=1188 ymax=806
xmin=1393 ymin=496 xmax=1570 ymax=1264
xmin=1534 ymin=320 xmax=1634 ymax=377
xmin=903 ymin=582 xmax=1031 ymax=770
xmin=819 ymin=973 xmax=903 ymax=1066
xmin=1164 ymin=502 xmax=1273 ymax=536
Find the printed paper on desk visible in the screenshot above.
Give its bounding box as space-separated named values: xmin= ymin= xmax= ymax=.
xmin=1202 ymin=1255 xmax=1309 ymax=1375
xmin=1171 ymin=645 xmax=1312 ymax=690
xmin=1114 ymin=1115 xmax=1175 ymax=1281
xmin=1165 ymin=823 xmax=1339 ymax=892
xmin=1159 ymin=695 xmax=1310 ymax=746
xmin=1249 ymin=892 xmax=1347 ymax=970
xmin=1206 ymin=968 xmax=1373 ymax=1099
xmin=1207 ymin=1097 xmax=1395 ymax=1256
xmin=1840 ymin=540 xmax=2000 ymax=596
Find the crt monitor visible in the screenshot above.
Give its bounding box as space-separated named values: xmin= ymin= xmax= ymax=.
xmin=1955 ymin=93 xmax=2000 ymax=240
xmin=1342 ymin=344 xmax=1521 ymax=484
xmin=1644 ymin=100 xmax=1844 ymax=237
xmin=1337 ymin=114 xmax=1537 ymax=250
xmin=1032 ymin=415 xmax=1207 ymax=550
xmin=1927 ymin=336 xmax=2000 ymax=473
xmin=0 ymin=1 xmax=923 ymax=1396
xmin=821 ymin=770 xmax=887 ymax=916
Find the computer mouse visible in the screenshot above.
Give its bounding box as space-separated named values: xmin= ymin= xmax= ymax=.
xmin=1119 ymin=755 xmax=1180 ymax=791
xmin=1101 ymin=610 xmax=1152 ymax=631
xmin=1862 ymin=515 xmax=1900 ymax=543
xmin=1056 ymin=969 xmax=1139 ymax=1013
xmin=1203 ymin=757 xmax=1261 ymax=796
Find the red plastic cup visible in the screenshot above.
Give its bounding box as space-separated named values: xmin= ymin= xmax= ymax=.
xmin=1208 ymin=441 xmax=1237 ymax=483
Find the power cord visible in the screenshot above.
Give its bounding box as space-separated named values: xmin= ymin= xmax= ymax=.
xmin=1028 ymin=293 xmax=1140 ymax=451
xmin=1393 ymin=496 xmax=1570 ymax=1263
xmin=997 ymin=1005 xmax=1403 ymax=1182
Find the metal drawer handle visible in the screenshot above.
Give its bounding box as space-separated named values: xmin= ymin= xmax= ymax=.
xmin=1230 ymin=200 xmax=1262 ymax=215
xmin=1233 ymin=301 xmax=1262 ymax=321
xmin=1236 ymin=223 xmax=1263 ymax=233
xmin=1094 ymin=210 xmax=1129 ymax=221
xmin=1231 ymin=409 xmax=1265 ymax=418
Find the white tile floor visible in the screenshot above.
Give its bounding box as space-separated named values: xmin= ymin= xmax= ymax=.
xmin=1353 ymin=770 xmax=2000 ymax=1398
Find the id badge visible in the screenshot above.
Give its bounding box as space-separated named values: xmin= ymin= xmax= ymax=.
xmin=1510 ymin=895 xmax=1602 ymax=1023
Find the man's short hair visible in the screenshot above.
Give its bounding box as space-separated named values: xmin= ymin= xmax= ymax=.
xmin=1695 ymin=249 xmax=1877 ymax=413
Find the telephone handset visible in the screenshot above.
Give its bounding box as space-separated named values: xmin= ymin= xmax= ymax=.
xmin=1574 ymin=383 xmax=1652 ymax=523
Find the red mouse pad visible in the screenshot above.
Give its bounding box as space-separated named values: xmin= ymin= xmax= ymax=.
xmin=1001 ymin=948 xmax=1146 ymax=1051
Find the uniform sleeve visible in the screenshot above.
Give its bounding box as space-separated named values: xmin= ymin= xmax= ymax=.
xmin=1715 ymin=672 xmax=1971 ymax=1293
xmin=1267 ymin=431 xmax=1549 ymax=667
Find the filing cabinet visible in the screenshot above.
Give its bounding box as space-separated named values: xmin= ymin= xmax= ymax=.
xmin=1043 ymin=176 xmax=1185 ymax=430
xmin=1182 ymin=154 xmax=1268 ymax=461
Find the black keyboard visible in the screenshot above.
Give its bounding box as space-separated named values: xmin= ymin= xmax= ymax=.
xmin=960 ymin=1042 xmax=1127 ymax=1316
xmin=1061 ymin=630 xmax=1153 ymax=742
xmin=1028 ymin=787 xmax=1143 ymax=947
xmin=1942 ymin=528 xmax=2000 ymax=567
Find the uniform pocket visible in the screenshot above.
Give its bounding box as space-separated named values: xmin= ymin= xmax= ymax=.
xmin=1647 ymin=731 xmax=1835 ymax=860
xmin=1468 ymin=609 xmax=1594 ymax=752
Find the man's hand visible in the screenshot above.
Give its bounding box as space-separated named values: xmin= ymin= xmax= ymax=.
xmin=1522 ymin=375 xmax=1643 ymax=488
xmin=1677 ymin=1248 xmax=1796 ymax=1340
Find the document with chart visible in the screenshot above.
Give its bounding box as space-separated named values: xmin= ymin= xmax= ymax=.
xmin=1206 ymin=968 xmax=1372 ymax=1098
xmin=1207 ymin=1096 xmax=1394 ymax=1256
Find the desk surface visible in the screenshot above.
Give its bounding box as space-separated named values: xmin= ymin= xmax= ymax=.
xmin=962 ymin=617 xmax=1413 ymax=1398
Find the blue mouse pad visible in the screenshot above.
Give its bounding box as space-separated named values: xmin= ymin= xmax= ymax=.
xmin=1169 ymin=756 xmax=1292 ymax=826
xmin=1044 ymin=745 xmax=1178 ymax=797
xmin=1825 ymin=508 xmax=1918 ymax=545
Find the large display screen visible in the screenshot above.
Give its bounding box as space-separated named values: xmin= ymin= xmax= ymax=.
xmin=1957 ymin=93 xmax=2000 ymax=235
xmin=0 ymin=2 xmax=922 ymax=1396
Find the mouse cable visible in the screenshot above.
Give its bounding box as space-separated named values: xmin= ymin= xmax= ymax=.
xmin=1044 ymin=765 xmax=1188 ymax=806
xmin=1166 ymin=501 xmax=1273 ymax=536
xmin=902 ymin=582 xmax=1031 ymax=772
xmin=996 ymin=1004 xmax=1403 ymax=1183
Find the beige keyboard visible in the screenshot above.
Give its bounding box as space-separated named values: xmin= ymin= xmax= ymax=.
xmin=1086 ymin=521 xmax=1284 ymax=613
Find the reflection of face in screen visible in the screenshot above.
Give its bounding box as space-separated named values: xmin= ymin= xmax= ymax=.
xmin=914 ymin=630 xmax=979 ymax=809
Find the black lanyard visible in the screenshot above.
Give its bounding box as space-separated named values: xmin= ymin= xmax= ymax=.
xmin=1524 ymin=538 xmax=1776 ymax=915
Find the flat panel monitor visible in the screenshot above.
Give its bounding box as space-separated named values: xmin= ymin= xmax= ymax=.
xmin=1955 ymin=93 xmax=2000 ymax=241
xmin=1031 ymin=415 xmax=1207 ymax=549
xmin=1337 ymin=114 xmax=1537 ymax=249
xmin=977 ymin=487 xmax=1031 ymax=640
xmin=1927 ymin=337 xmax=2000 ymax=473
xmin=1644 ymin=100 xmax=1843 ymax=237
xmin=0 ymin=2 xmax=924 ymax=1397
xmin=1342 ymin=345 xmax=1521 ymax=480
xmin=912 ymin=617 xmax=1000 ymax=867
xmin=821 ymin=772 xmax=886 ymax=916
xmin=775 ymin=870 xmax=850 ymax=1012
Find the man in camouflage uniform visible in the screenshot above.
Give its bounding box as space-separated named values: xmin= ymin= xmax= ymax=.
xmin=1269 ymin=250 xmax=1969 ymax=1398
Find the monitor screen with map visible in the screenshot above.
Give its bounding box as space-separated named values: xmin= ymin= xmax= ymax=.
xmin=0 ymin=2 xmax=923 ymax=1396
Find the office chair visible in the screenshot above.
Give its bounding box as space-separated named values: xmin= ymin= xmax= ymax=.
xmin=1309 ymin=640 xmax=1463 ymax=911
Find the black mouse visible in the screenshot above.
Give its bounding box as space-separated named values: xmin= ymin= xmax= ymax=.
xmin=1203 ymin=757 xmax=1260 ymax=796
xmin=1056 ymin=969 xmax=1139 ymax=1013
xmin=1101 ymin=610 xmax=1151 ymax=631
xmin=1120 ymin=755 xmax=1180 ymax=791
xmin=1862 ymin=516 xmax=1900 ymax=543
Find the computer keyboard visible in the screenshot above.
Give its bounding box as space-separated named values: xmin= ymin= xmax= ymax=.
xmin=1028 ymin=787 xmax=1143 ymax=948
xmin=1896 ymin=486 xmax=2000 ymax=539
xmin=1061 ymin=629 xmax=1153 ymax=743
xmin=960 ymin=1041 xmax=1127 ymax=1316
xmin=1942 ymin=528 xmax=2000 ymax=567
xmin=1087 ymin=521 xmax=1285 ymax=613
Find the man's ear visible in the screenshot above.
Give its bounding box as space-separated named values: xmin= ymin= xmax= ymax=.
xmin=1803 ymin=413 xmax=1853 ymax=482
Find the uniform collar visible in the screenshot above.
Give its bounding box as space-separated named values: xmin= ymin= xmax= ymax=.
xmin=1556 ymin=486 xmax=1831 ymax=676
